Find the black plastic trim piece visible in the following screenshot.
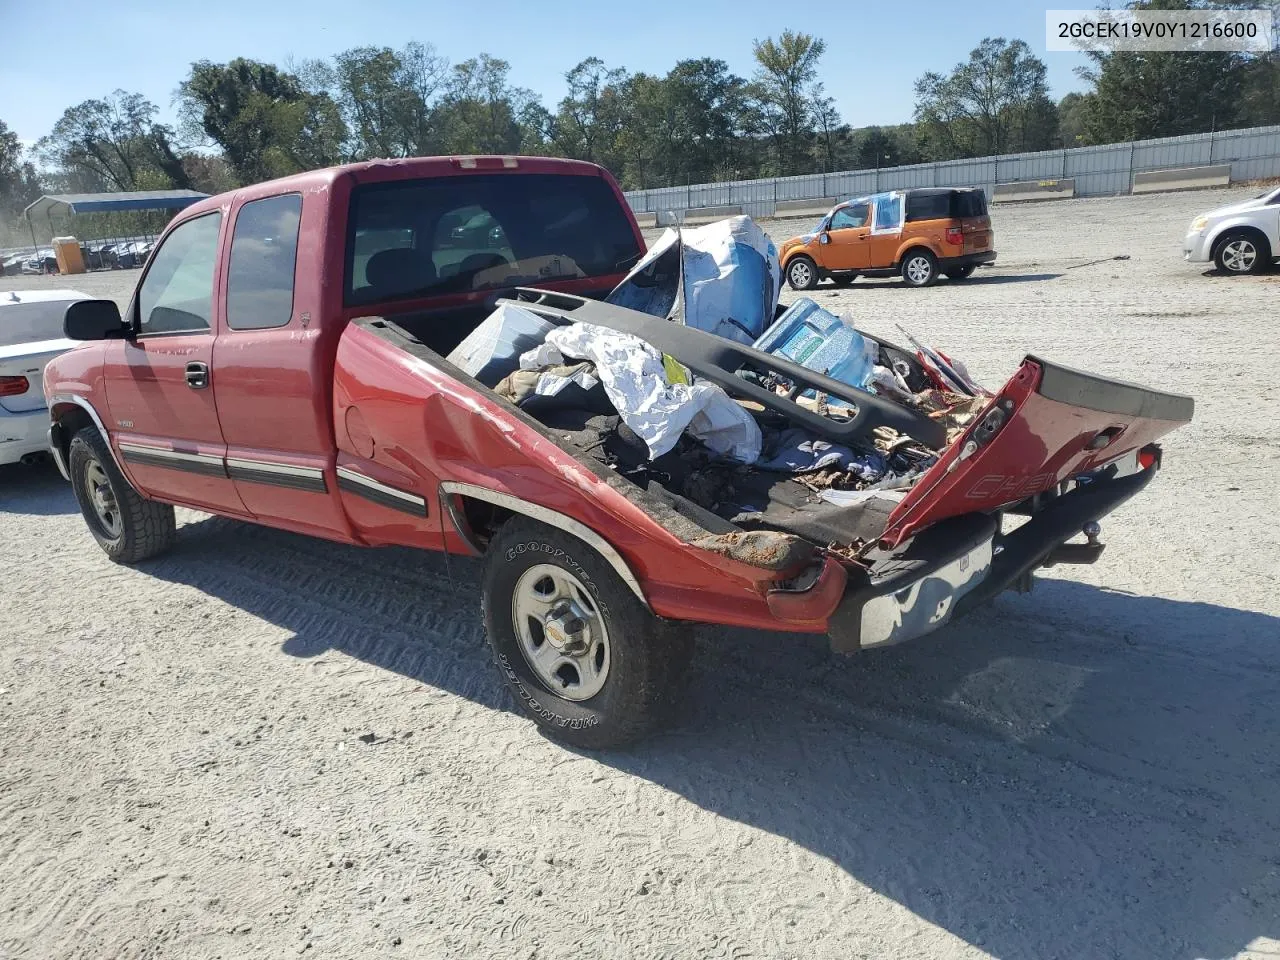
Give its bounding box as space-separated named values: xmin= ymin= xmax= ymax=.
xmin=226 ymin=462 xmax=327 ymax=493
xmin=1029 ymin=356 xmax=1194 ymax=422
xmin=337 ymin=472 xmax=427 ymax=517
xmin=120 ymin=447 xmax=228 ymax=478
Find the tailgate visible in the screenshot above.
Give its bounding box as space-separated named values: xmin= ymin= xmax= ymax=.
xmin=962 ymin=215 xmax=992 ymax=253
xmin=880 ymin=356 xmax=1193 ymax=546
xmin=0 ymin=338 xmax=77 ymax=413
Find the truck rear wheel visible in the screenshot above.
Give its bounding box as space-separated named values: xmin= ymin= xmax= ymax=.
xmin=481 ymin=518 xmax=693 ymax=748
xmin=68 ymin=426 xmax=176 ymax=563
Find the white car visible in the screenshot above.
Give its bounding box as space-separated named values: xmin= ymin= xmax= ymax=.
xmin=1 ymin=289 xmax=90 ymax=466
xmin=1183 ymin=185 xmax=1280 ymax=275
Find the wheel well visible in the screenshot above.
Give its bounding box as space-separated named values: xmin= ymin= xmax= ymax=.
xmin=895 ymin=244 xmax=937 ymax=267
xmin=51 ymin=404 xmax=93 ymax=462
xmin=449 ymin=493 xmax=514 ymax=552
xmin=1212 ymin=226 xmax=1272 ymax=259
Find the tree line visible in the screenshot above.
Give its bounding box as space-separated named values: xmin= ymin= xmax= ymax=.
xmin=2 ymin=0 xmax=1277 ymax=243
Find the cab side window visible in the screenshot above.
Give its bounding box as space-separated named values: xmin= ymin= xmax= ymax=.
xmin=227 ymin=194 xmax=303 ymax=330
xmin=830 ymin=204 xmax=870 ymax=230
xmin=137 ymin=213 xmax=222 ymax=335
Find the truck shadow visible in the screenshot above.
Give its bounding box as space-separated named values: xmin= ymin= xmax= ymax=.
xmin=0 ymin=460 xmax=78 ymax=516
xmin=143 ymin=515 xmax=1279 ymax=960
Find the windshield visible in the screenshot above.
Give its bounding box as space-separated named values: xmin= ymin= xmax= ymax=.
xmin=345 ymin=173 xmax=642 ymax=306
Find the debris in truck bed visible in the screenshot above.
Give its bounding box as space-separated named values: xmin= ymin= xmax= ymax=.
xmin=608 ymin=216 xmax=781 ymax=346
xmin=755 ymin=427 xmax=886 ymax=479
xmin=526 ymin=321 xmax=762 ymax=463
xmin=753 ymin=298 xmax=879 ymax=392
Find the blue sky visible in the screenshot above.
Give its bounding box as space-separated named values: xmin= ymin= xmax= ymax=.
xmin=3 ymin=0 xmax=1089 ymax=146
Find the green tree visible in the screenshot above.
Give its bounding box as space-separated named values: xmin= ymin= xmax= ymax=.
xmin=852 ymin=125 xmax=919 ymax=169
xmin=750 ymin=31 xmax=828 ymax=175
xmin=313 ymin=42 xmax=447 ymax=159
xmin=1074 ymin=0 xmax=1256 ymax=141
xmin=914 ymin=38 xmax=1057 ymax=159
xmin=179 ymin=59 xmax=346 ymax=184
xmin=36 ymin=91 xmax=191 ymax=192
xmin=435 ymin=54 xmax=546 ymax=155
xmin=552 ymin=58 xmax=629 ymax=168
xmin=0 ymin=119 xmax=42 ymax=222
xmin=1056 ymin=92 xmax=1093 ymax=147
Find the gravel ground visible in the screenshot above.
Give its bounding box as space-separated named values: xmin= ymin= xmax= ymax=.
xmin=2 ymin=187 xmax=1278 ymax=960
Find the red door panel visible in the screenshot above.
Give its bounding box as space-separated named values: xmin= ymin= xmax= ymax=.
xmin=103 ymin=336 xmax=248 ymax=516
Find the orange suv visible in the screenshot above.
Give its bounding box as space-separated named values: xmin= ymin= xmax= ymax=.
xmin=779 ymin=188 xmax=996 ymax=290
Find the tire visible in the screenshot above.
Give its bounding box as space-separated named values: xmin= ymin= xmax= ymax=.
xmin=900 ymin=248 xmax=939 ymax=287
xmin=68 ymin=426 xmax=176 ymax=563
xmin=786 ymin=255 xmax=819 ymax=291
xmin=1214 ymin=231 xmax=1271 ymax=275
xmin=945 ymin=264 xmax=976 ymax=281
xmin=482 ymin=518 xmax=693 ymax=749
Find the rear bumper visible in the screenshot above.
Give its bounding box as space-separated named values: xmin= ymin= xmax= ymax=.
xmin=939 ymin=251 xmax=997 ymax=270
xmin=0 ymin=406 xmax=51 ymax=465
xmin=825 ymin=455 xmax=1158 ymax=653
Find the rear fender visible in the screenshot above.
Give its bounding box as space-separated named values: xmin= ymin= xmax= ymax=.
xmin=333 ymin=317 xmax=821 ymax=629
xmin=894 ymin=239 xmax=942 ymax=264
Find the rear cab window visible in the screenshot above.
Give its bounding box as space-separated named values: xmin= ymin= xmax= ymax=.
xmin=344 ymin=173 xmax=642 ymax=306
xmin=227 ymin=193 xmax=303 ymax=330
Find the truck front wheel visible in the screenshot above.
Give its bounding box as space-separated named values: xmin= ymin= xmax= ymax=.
xmin=481 ymin=518 xmax=692 ymax=748
xmin=68 ymin=426 xmax=176 ymax=563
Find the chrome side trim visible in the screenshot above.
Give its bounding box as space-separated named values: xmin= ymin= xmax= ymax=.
xmin=860 ymin=537 xmax=993 ymax=649
xmin=336 ymin=466 xmax=428 ymax=517
xmin=438 ymin=481 xmax=650 ymax=610
xmin=119 ymin=442 xmax=229 ymax=478
xmin=46 ymin=393 xmax=124 ymax=478
xmin=226 ymin=458 xmax=328 ymax=493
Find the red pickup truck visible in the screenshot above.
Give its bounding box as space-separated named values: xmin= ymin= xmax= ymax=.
xmin=43 ymin=155 xmax=1194 ymax=748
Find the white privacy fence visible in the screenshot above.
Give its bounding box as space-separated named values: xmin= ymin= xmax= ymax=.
xmin=624 ymin=125 xmax=1280 ymax=224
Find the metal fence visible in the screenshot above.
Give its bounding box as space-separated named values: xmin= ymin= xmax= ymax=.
xmin=624 ymin=125 xmax=1280 ymax=224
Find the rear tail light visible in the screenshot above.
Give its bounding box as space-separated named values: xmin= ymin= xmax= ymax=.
xmin=1138 ymin=449 xmax=1158 ymax=470
xmin=945 ymin=226 xmax=963 ymax=245
xmin=0 ymin=376 xmax=29 ymax=397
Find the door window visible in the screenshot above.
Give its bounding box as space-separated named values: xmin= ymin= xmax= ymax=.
xmin=137 ymin=213 xmax=222 ymax=335
xmin=830 ymin=203 xmax=870 ymax=230
xmin=871 ymin=193 xmax=904 ymax=235
xmin=227 ymin=194 xmax=302 ymax=330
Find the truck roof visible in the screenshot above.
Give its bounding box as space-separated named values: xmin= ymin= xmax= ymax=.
xmin=180 ymin=155 xmax=614 ymax=219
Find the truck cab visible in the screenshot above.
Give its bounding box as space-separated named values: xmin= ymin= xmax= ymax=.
xmin=45 ymin=156 xmax=645 ymax=544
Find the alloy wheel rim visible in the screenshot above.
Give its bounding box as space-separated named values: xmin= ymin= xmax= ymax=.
xmin=1223 ymin=240 xmax=1256 ymax=272
xmin=907 ymin=256 xmax=932 ymax=283
xmin=511 ymin=563 xmax=610 ymax=701
xmin=790 ymin=261 xmax=812 ymax=286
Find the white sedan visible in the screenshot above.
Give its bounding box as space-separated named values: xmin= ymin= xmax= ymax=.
xmin=1 ymin=289 xmax=90 ymax=466
xmin=1183 ymin=185 xmax=1280 ymax=275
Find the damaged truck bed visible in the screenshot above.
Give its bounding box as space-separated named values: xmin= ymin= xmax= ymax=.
xmin=353 ymin=287 xmax=1193 ymax=659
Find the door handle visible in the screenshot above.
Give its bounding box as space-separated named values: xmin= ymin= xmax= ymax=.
xmin=185 ymin=361 xmax=209 ymax=389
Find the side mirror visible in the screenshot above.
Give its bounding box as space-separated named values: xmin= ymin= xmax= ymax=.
xmin=65 ymin=299 xmax=127 ymax=341
xmin=819 ymin=233 xmax=831 ymax=245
